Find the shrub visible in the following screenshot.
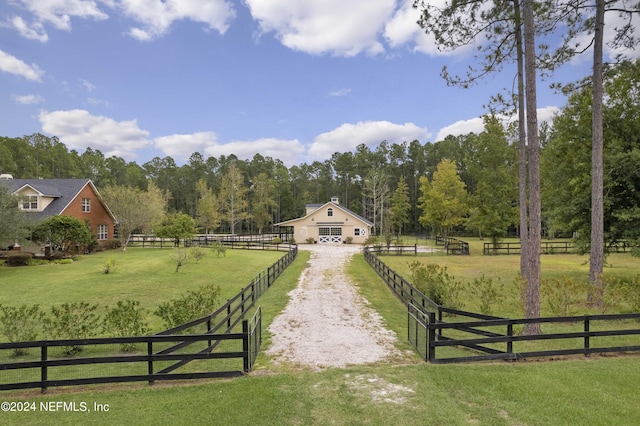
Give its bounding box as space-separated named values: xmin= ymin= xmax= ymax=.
xmin=190 ymin=246 xmax=207 ymax=263
xmin=5 ymin=252 xmax=32 ymax=267
xmin=212 ymin=241 xmax=227 ymax=257
xmin=469 ymin=274 xmax=504 ymax=315
xmin=408 ymin=261 xmax=464 ymax=309
xmin=272 ymin=237 xmax=282 ymax=244
xmin=101 ymin=257 xmax=116 ymax=274
xmin=541 ymin=276 xmax=587 ymax=316
xmin=288 ymin=237 xmax=296 ymax=244
xmin=0 ymin=304 xmax=46 ymax=356
xmin=154 ymin=284 xmax=221 ymax=330
xmin=305 ymin=237 xmax=315 ymax=244
xmin=54 ymin=258 xmax=74 ymax=265
xmin=43 ymin=302 xmax=101 ymax=356
xmin=345 ymin=236 xmax=353 ymax=244
xmin=103 ymin=300 xmax=150 ymax=352
xmin=171 ymin=248 xmax=189 ymax=272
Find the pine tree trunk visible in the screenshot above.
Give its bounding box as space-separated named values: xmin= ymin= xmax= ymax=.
xmin=589 ymin=0 xmax=605 ymax=307
xmin=522 ymin=0 xmax=542 ymax=335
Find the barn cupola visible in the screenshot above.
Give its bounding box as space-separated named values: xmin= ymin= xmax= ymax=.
xmin=330 ymin=196 xmax=339 ymax=204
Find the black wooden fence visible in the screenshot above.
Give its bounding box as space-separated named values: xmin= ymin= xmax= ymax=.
xmin=483 ymin=240 xmax=635 ymax=255
xmin=435 ymin=236 xmax=470 ymax=255
xmin=364 ymin=247 xmax=640 ymax=364
xmin=128 ymin=234 xmax=294 ymax=250
xmin=0 ymin=245 xmax=297 ymax=392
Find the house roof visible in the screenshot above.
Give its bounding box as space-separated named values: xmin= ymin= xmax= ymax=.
xmin=276 ymin=201 xmax=373 ymax=227
xmin=0 ymin=178 xmax=116 ymax=223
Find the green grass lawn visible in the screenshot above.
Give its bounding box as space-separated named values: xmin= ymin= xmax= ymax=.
xmin=1 ymin=244 xmax=640 ymax=425
xmin=0 ymin=247 xmax=284 ymax=333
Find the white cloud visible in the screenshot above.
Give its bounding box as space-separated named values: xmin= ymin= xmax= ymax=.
xmin=204 ymin=138 xmax=305 ymax=167
xmin=328 ymin=88 xmax=351 ymax=97
xmin=435 ymin=106 xmax=561 ymax=141
xmin=11 ymin=16 xmax=48 ymax=42
xmin=154 ymin=133 xmax=305 ymax=166
xmin=8 ymin=0 xmax=108 ymax=40
xmin=246 ymin=0 xmax=394 ymax=56
xmin=39 ymin=109 xmax=151 ymax=159
xmin=12 ymin=94 xmax=44 ymax=104
xmin=154 ymin=132 xmax=219 ymax=161
xmin=80 ymin=79 xmax=95 ymax=92
xmin=112 ymin=0 xmax=236 ymax=41
xmin=0 ymin=49 xmax=44 ymax=81
xmin=309 ymin=121 xmax=430 ymax=159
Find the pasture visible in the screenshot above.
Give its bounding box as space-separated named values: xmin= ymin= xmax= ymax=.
xmin=1 ymin=243 xmax=639 ymax=425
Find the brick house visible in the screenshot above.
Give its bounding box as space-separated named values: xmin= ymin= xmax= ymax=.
xmin=1 ymin=178 xmax=117 ymax=242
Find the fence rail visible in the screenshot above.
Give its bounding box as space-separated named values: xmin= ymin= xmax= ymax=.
xmin=364 ymin=246 xmax=640 ymax=364
xmin=0 ymin=244 xmax=297 ymax=392
xmin=483 ymin=240 xmax=635 ymax=255
xmin=128 ymin=234 xmax=294 ymax=250
xmin=435 ymin=236 xmax=470 ymax=255
xmin=366 ymin=244 xmax=417 ymax=256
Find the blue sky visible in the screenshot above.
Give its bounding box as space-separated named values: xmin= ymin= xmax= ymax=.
xmin=1 ymin=0 xmax=633 ymax=167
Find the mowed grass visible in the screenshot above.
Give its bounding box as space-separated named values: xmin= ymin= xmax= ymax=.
xmin=0 ymin=247 xmax=284 ymax=332
xmin=380 ymin=237 xmax=640 ymax=318
xmin=2 ymin=248 xmax=640 ymax=425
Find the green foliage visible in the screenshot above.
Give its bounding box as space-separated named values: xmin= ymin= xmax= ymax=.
xmin=468 ymin=274 xmax=504 ymax=315
xmin=5 ymin=252 xmax=32 ymax=266
xmin=154 ymin=284 xmax=221 ymax=330
xmin=171 ymin=248 xmax=189 ymax=272
xmin=101 ymin=257 xmax=116 ymax=274
xmin=31 ymin=215 xmax=93 ymax=254
xmin=541 ymin=276 xmax=587 ymax=317
xmin=0 ymin=304 xmax=45 ymax=356
xmin=389 ymin=176 xmax=410 ymax=237
xmin=418 ymin=158 xmax=468 ymax=240
xmin=212 ymin=240 xmax=227 ymax=257
xmin=103 ymin=300 xmax=150 ymax=352
xmin=44 ymin=302 xmax=101 ymax=356
xmin=190 ymin=246 xmax=207 ymax=262
xmin=272 ymin=237 xmax=282 ymax=244
xmin=344 ymin=236 xmax=353 ymax=244
xmin=408 ymin=261 xmax=464 ymax=309
xmin=0 ymin=185 xmax=28 ymax=247
xmin=155 ymin=213 xmax=196 ymax=246
xmin=305 ymin=237 xmax=315 ymax=244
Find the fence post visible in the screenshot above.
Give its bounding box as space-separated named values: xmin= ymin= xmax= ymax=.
xmin=584 ymin=316 xmax=590 ymax=357
xmin=428 ymin=311 xmax=437 ymax=363
xmin=507 ymin=322 xmax=513 ymax=360
xmin=41 ymin=345 xmax=48 ymax=394
xmin=147 ymin=341 xmax=154 ymax=386
xmin=242 ymin=320 xmax=250 ymax=372
xmin=227 ymin=301 xmax=231 ymax=329
xmin=207 ymin=319 xmax=212 ymax=347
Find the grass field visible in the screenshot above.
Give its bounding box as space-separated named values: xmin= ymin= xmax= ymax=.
xmin=1 ymin=244 xmax=640 ymax=425
xmin=0 ymin=247 xmax=284 ymax=333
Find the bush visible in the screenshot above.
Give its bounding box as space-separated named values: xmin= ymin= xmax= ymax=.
xmin=154 ymin=284 xmax=221 ymax=330
xmin=408 ymin=261 xmax=464 ymax=309
xmin=101 ymin=257 xmax=116 ymax=274
xmin=43 ymin=302 xmax=101 ymax=356
xmin=0 ymin=304 xmax=46 ymax=356
xmin=305 ymin=237 xmax=315 ymax=244
xmin=344 ymin=236 xmax=353 ymax=244
xmin=190 ymin=246 xmax=207 ymax=263
xmin=212 ymin=241 xmax=227 ymax=257
xmin=103 ymin=300 xmax=150 ymax=352
xmin=272 ymin=237 xmax=282 ymax=244
xmin=468 ymin=274 xmax=504 ymax=315
xmin=5 ymin=252 xmax=32 ymax=267
xmin=541 ymin=276 xmax=587 ymax=316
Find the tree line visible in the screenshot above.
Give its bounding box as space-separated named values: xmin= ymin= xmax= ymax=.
xmin=1 ymin=60 xmax=639 ymax=250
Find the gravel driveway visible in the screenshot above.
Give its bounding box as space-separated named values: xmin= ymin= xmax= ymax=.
xmin=265 ymin=244 xmax=402 ymax=370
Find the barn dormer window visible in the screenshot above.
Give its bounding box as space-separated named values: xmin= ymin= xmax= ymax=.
xmin=327 ymin=208 xmax=333 ymax=217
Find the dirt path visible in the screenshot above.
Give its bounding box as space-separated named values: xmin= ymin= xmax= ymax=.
xmin=265 ymin=244 xmax=402 ymax=370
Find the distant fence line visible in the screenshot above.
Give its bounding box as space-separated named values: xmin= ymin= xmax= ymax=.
xmin=483 ymin=240 xmax=635 ymax=255
xmin=434 ymin=236 xmax=470 ymax=255
xmin=0 ymin=244 xmax=297 ymax=392
xmin=127 ymin=233 xmax=294 ymax=249
xmin=363 ymin=247 xmax=640 ymax=364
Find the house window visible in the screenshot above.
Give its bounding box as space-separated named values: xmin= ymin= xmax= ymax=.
xmin=21 ymin=195 xmax=38 ymax=210
xmin=98 ymin=224 xmax=108 ymax=240
xmin=327 ymin=208 xmax=333 ymax=217
xmin=354 ymin=228 xmax=361 ymax=236
xmin=82 ymin=198 xmax=91 ymax=213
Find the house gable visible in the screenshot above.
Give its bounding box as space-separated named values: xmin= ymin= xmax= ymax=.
xmin=1 ymin=179 xmax=117 ymax=241
xmin=276 ymin=198 xmax=372 ymax=244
